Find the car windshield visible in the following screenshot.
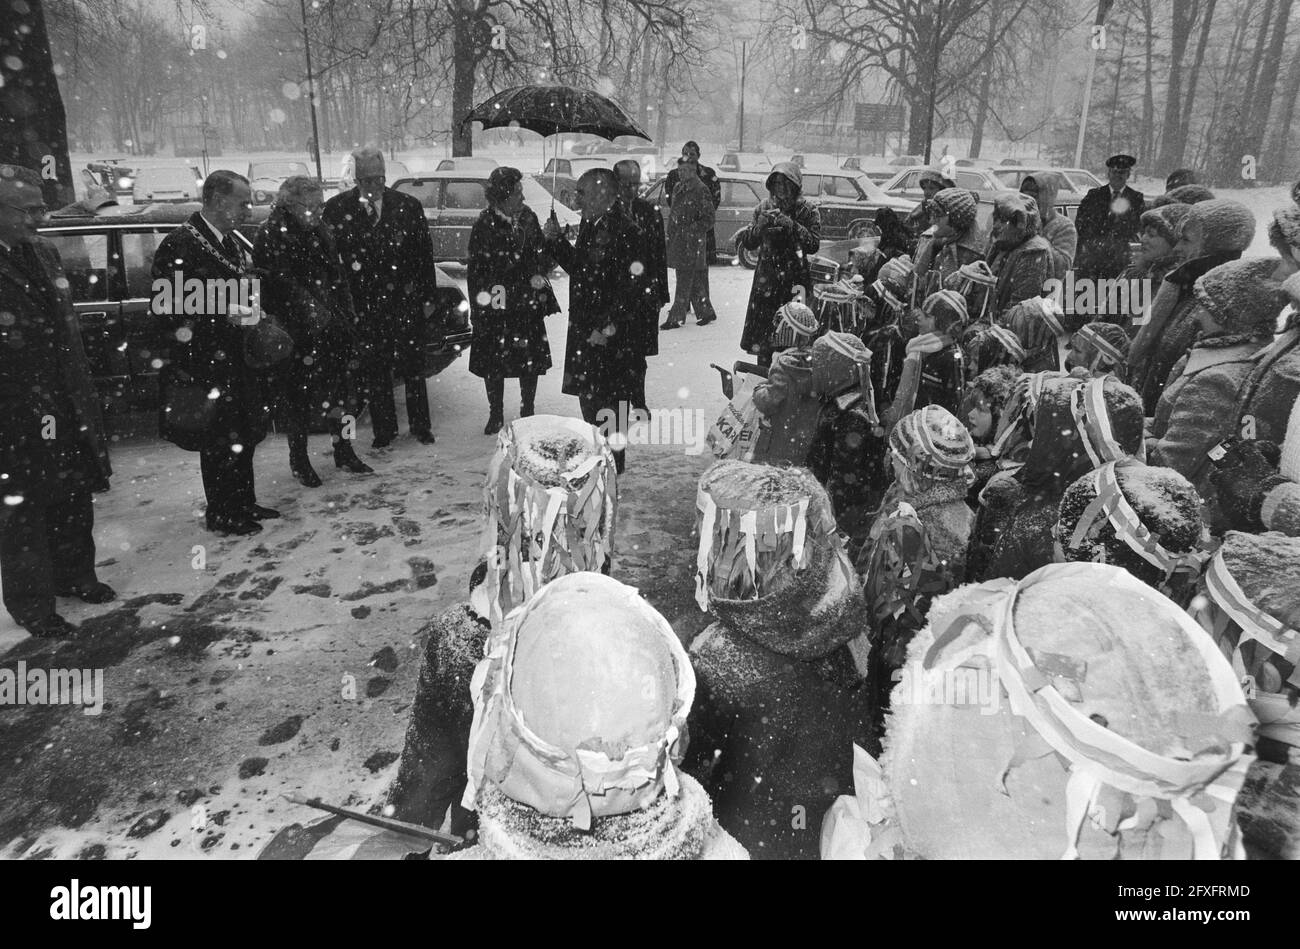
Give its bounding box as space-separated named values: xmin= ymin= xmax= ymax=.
xmin=251 ymin=162 xmax=307 ymax=178
xmin=136 ymin=168 xmax=197 ymax=190
xmin=993 ymin=169 xmax=1027 ymax=188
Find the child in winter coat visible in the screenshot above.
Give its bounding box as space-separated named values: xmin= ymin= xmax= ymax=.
xmin=750 ymin=302 xmax=820 ymax=466
xmin=1129 ymin=198 xmax=1257 ymax=413
xmin=1148 ymin=258 xmax=1284 ymax=526
xmin=974 ymin=374 xmax=1146 ymax=581
xmin=885 ymin=289 xmax=969 ymax=421
xmin=1008 ymin=294 xmax=1071 ymax=373
xmin=965 ymin=364 xmax=1022 ymax=499
xmin=987 ymin=192 xmax=1053 ymax=319
xmin=1054 ymin=459 xmax=1207 ymax=605
xmin=1066 ymin=321 xmax=1131 ymax=381
xmin=856 ymin=406 xmax=976 ymax=714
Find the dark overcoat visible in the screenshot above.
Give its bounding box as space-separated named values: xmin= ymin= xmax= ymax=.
xmin=151 ymin=213 xmax=269 ymax=453
xmin=465 ymin=206 xmax=558 ymax=379
xmin=1075 ymin=184 xmax=1146 ymax=280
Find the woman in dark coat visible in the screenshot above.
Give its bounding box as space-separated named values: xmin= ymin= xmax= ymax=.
xmin=254 ymin=176 xmax=371 ymax=486
xmin=468 ymin=167 xmax=559 ymax=435
xmin=736 ymin=163 xmax=822 ymax=367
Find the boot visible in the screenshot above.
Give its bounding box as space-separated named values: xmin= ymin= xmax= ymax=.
xmin=289 ymin=433 xmax=322 ymax=488
xmin=485 ymin=377 xmax=505 ymax=435
xmin=334 ymin=437 xmax=374 ymax=474
xmin=519 ymin=375 xmax=538 ymax=418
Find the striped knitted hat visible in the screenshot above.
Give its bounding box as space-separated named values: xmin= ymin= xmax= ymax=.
xmin=889 ymin=405 xmax=975 ymax=482
xmin=772 ymin=301 xmax=820 ymax=349
xmin=1075 ymin=322 xmax=1131 ymax=370
xmin=931 ymin=188 xmax=977 ymax=232
xmin=922 ymin=289 xmax=968 ymax=330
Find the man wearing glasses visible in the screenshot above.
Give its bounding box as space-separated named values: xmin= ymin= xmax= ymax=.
xmin=0 ymin=164 xmax=115 ymax=638
xmin=323 ymin=146 xmax=440 ymax=448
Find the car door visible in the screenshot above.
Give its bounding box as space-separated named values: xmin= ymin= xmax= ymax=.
xmin=40 ymin=227 xmax=128 ymax=404
xmin=117 ymin=225 xmax=179 ymax=407
xmin=715 ymin=178 xmax=758 ymax=248
xmin=393 ymin=179 xmax=446 ymax=257
xmin=439 ymin=178 xmax=488 ymax=261
xmin=956 ymin=170 xmax=993 ymax=203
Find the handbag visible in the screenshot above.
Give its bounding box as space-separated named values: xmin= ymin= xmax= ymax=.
xmin=706 ymin=373 xmax=763 ymax=462
xmin=159 ymin=366 xmax=219 ymax=434
xmin=242 ymin=312 xmax=295 ymax=369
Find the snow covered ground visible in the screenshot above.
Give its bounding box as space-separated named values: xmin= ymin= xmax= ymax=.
xmin=0 ymin=264 xmax=754 ymax=860
xmin=5 ymin=165 xmax=1296 ymax=859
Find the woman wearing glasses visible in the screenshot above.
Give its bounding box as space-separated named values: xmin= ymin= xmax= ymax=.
xmin=254 ymin=176 xmax=372 ymax=486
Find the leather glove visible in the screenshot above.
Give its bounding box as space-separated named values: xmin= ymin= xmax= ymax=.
xmin=1210 ymin=439 xmax=1286 ymax=532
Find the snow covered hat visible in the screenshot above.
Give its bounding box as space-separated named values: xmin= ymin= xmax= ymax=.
xmin=1268 ymin=181 xmax=1300 ymax=256
xmin=1073 ymin=321 xmax=1131 ymax=373
xmin=881 ymin=563 xmax=1255 ymax=859
xmin=874 ymin=255 xmax=915 ymax=309
xmin=931 ymin=188 xmax=977 ymax=232
xmin=967 ymin=324 xmax=1027 ymax=373
xmin=462 ymin=573 xmax=694 ymax=831
xmin=810 ymin=332 xmax=878 ymax=422
xmin=476 ymin=415 xmax=618 ymax=628
xmin=1068 ymin=375 xmax=1146 ymax=468
xmin=1140 ymin=203 xmax=1194 ymax=245
xmin=771 ymin=300 xmax=820 ymax=349
xmin=0 ymin=163 xmax=42 ymax=202
xmin=1193 ymin=258 xmax=1284 ymax=337
xmin=1191 ymin=531 xmax=1300 ymax=752
xmin=889 ymin=405 xmax=974 ymax=485
xmin=694 ymin=460 xmax=860 ymax=659
xmin=1056 ymin=461 xmax=1207 ymax=594
xmin=1182 ymin=199 xmax=1257 ymax=256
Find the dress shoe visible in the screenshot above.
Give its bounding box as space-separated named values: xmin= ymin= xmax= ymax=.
xmin=245 ymin=504 xmax=281 ymax=520
xmin=660 ymin=319 xmax=682 ymax=330
xmin=372 ymin=433 xmax=395 ymax=449
xmin=413 ymin=430 xmax=437 ymax=445
xmin=334 ymin=442 xmax=374 ymax=474
xmin=484 ymin=414 xmax=504 ymax=436
xmin=696 ymin=316 xmax=717 ymax=326
xmin=20 ymin=613 xmax=79 ymax=639
xmin=290 ymin=451 xmax=322 ymax=487
xmin=206 ymin=513 xmax=263 ymax=536
xmin=56 ymin=581 xmax=117 ymax=604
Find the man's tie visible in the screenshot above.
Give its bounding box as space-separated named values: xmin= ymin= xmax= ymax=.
xmin=221 ymin=234 xmax=244 ymax=269
xmin=367 ymin=203 xmax=379 ymax=227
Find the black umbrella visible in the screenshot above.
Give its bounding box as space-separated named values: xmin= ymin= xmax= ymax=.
xmin=460 ymin=84 xmax=652 ymax=208
xmin=460 ymin=84 xmax=651 ymax=140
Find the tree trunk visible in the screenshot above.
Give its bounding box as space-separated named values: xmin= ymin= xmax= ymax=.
xmin=1107 ymin=15 xmax=1131 ymax=158
xmin=655 ymin=53 xmax=669 ymax=145
xmin=1179 ymin=0 xmax=1216 ymax=138
xmin=0 ymin=0 xmax=74 ymax=206
xmin=1264 ymin=30 xmax=1300 ymax=181
xmin=450 ymin=12 xmax=479 ymax=157
xmin=1240 ymin=0 xmax=1276 ymax=114
xmin=1156 ymin=0 xmax=1196 ymax=173
xmin=968 ymin=15 xmax=998 ymax=159
xmin=1245 ymin=0 xmax=1293 ymax=168
xmin=1140 ymin=0 xmax=1156 ymax=164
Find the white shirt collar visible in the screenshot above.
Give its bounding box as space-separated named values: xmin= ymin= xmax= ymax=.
xmin=199 ymin=212 xmax=225 ymax=243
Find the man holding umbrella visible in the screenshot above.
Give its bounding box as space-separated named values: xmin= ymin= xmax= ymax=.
xmin=542 ymin=168 xmax=641 ymax=474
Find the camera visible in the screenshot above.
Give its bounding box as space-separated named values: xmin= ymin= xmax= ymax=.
xmin=1206 ymin=434 xmax=1243 ymax=468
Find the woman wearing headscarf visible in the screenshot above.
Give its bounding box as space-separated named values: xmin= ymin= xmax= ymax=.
xmin=1020 ymin=172 xmax=1076 ymax=282
xmin=735 ymin=162 xmax=822 ymax=367
xmin=987 ymin=192 xmax=1053 ymax=320
xmin=254 ymin=175 xmax=371 ymax=487
xmin=467 ymin=166 xmax=559 ymax=435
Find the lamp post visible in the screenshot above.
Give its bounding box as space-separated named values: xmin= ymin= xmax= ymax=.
xmin=1074 ymin=0 xmax=1115 ymax=168
xmin=922 ymin=0 xmax=944 ymax=164
xmin=733 ymin=34 xmax=754 ymax=152
xmin=299 ymin=0 xmax=324 ymax=182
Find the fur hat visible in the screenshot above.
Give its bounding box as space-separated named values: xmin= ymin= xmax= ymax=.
xmin=931 ymin=188 xmax=977 ymax=232
xmin=918 ymin=167 xmax=954 ymax=189
xmin=1182 ymin=199 xmax=1257 ymax=256
xmin=1193 ymin=258 xmax=1284 ymax=337
xmin=889 ymin=405 xmax=975 ymax=483
xmin=968 ymin=364 xmax=1020 ymax=418
xmin=922 ymin=289 xmax=968 ymax=331
xmin=1056 ymin=460 xmax=1206 ymax=592
xmin=1270 ymin=182 xmax=1300 ymax=255
xmin=772 ymin=301 xmax=820 ymax=349
xmin=993 ymin=192 xmax=1040 ymax=235
xmin=0 ymin=163 xmax=43 ymax=203
xmin=1140 ymin=204 xmax=1194 ymax=245
xmin=1163 ymin=184 xmax=1216 ymax=206
xmin=1165 ymin=168 xmax=1199 ymax=190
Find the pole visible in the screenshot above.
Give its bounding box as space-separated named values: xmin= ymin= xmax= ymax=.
xmin=1074 ymin=0 xmax=1114 ymax=168
xmin=738 ymin=40 xmax=747 ymax=152
xmin=300 ymin=0 xmax=324 ymax=182
xmin=923 ymin=1 xmax=944 ymax=164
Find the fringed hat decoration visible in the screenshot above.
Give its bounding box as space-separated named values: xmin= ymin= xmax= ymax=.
xmin=1071 ymin=375 xmax=1144 ymax=467
xmin=1056 ymin=461 xmax=1209 ymax=598
xmin=475 ymin=415 xmax=618 ymax=628
xmin=834 ymin=564 xmax=1255 ymax=860
xmin=1191 ymin=531 xmax=1300 ymax=754
xmin=462 ymin=573 xmax=694 ymax=832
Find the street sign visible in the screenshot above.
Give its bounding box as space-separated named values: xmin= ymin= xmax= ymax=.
xmin=855 ymin=103 xmax=906 ymax=132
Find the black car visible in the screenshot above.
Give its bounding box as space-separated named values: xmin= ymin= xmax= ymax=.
xmin=37 ymin=203 xmax=471 ymax=426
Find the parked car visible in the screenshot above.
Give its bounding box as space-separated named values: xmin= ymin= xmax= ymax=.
xmin=36 ymin=203 xmax=470 ymax=424
xmin=717 ymin=152 xmax=773 ymax=173
xmin=391 ymin=170 xmax=580 ymax=262
xmin=247 ymin=160 xmax=312 ymax=205
xmin=841 ymin=156 xmax=899 ymax=184
xmin=988 ymin=165 xmax=1104 ymax=200
xmin=645 ymin=171 xmax=767 ymax=265
xmin=884 ymin=163 xmax=1101 ymax=208
xmin=131 ymin=165 xmax=203 ymax=203
xmin=535 ymin=158 xmax=613 ymax=206
xmin=789 ymin=153 xmax=841 ymax=171
xmin=436 ymin=157 xmax=500 ymax=172
xmin=338 ymin=155 xmax=411 ymax=191
xmin=797 ymin=170 xmax=916 ymax=244
xmin=83 ymin=159 xmax=137 ymax=199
